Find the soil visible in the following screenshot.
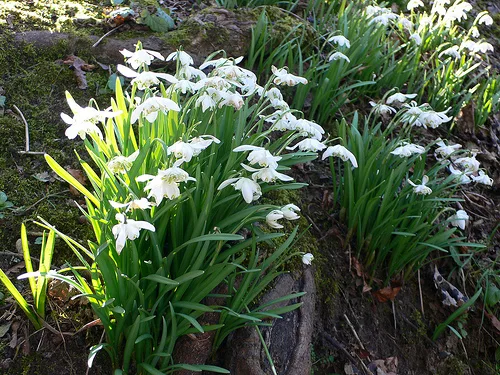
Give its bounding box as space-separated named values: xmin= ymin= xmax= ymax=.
xmin=0 ymin=1 xmax=499 ymax=375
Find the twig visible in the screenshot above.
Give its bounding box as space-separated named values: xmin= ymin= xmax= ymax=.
xmin=392 ymin=299 xmax=397 ymax=335
xmin=0 ymin=252 xmax=40 ymax=262
xmin=92 ymin=24 xmax=124 ymax=48
xmin=323 ymin=333 xmax=369 ymax=375
xmin=418 ymin=269 xmax=425 ymax=318
xmin=343 ymin=313 xmax=371 ymax=361
xmin=304 ymin=213 xmax=321 ymax=234
xmin=14 ymin=190 xmax=70 ymax=214
xmin=12 ymin=105 xmax=29 ymax=152
xmin=12 ymin=105 xmax=45 ymax=155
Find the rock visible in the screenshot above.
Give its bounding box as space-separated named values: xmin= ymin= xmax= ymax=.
xmin=224 ymin=267 xmax=316 ymax=375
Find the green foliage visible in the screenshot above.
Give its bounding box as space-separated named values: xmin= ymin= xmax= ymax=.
xmin=329 ymin=114 xmax=481 ymax=282
xmin=0 ymin=191 xmax=14 ymax=219
xmin=34 ymin=44 xmax=316 ymax=373
xmin=0 ymin=223 xmax=56 ymax=329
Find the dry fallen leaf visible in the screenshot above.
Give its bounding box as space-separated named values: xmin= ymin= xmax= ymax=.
xmin=66 ymin=168 xmax=87 ymax=196
xmin=373 ymin=285 xmax=402 ymax=303
xmin=63 ymin=55 xmax=95 ymax=90
xmin=485 ymin=311 xmax=500 ymax=334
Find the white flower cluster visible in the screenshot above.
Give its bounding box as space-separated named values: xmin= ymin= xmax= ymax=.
xmin=327 ymin=34 xmax=351 ymax=63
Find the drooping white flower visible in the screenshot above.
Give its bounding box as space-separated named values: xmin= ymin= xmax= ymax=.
xmin=322 ymin=145 xmax=358 ymax=167
xmin=386 ymin=93 xmax=418 ymax=106
xmin=399 ymin=17 xmax=413 ymax=30
xmin=302 ymin=253 xmax=314 ymax=265
xmin=407 ymin=175 xmax=432 ymax=195
xmin=233 ymin=145 xmax=282 ymax=169
xmin=120 ymin=48 xmax=165 ymax=69
xmin=266 ymin=210 xmax=284 ymax=229
xmin=391 ymin=142 xmax=425 ymax=157
xmin=369 ymin=101 xmax=397 ymax=116
xmin=131 ymin=96 xmax=180 ymax=124
xmin=178 ymin=65 xmax=207 ymax=81
xmin=439 ymin=46 xmax=461 ymax=60
xmin=410 ymin=33 xmax=422 ymax=45
xmin=168 ymin=136 xmax=220 ymax=164
xmin=294 ymin=119 xmax=325 ymax=140
xmin=171 ymin=79 xmax=196 ymax=94
xmin=448 ymin=210 xmax=469 ymax=230
xmin=271 ymin=66 xmax=308 ymax=86
xmin=281 ymin=204 xmax=301 ymax=221
xmin=166 ymin=50 xmax=194 ymax=66
xmin=61 ymin=92 xmax=121 ymax=140
xmin=455 ymin=154 xmax=480 ymax=173
xmin=329 ymin=52 xmax=350 ymax=63
xmin=474 ymin=42 xmax=494 ymax=54
xmin=117 ymin=65 xmax=177 ymax=90
xmin=407 ymin=0 xmax=424 ymax=11
xmin=195 ymin=90 xmax=218 ymax=112
xmin=471 ymin=170 xmax=493 ymax=186
xmin=328 ymin=35 xmax=350 ymax=48
xmin=418 ymin=109 xmax=453 ymax=129
xmin=370 ymin=13 xmax=398 ymax=26
xmin=137 ymin=167 xmax=196 ymax=205
xmin=218 ymin=176 xmax=262 ymax=203
xmin=434 ymin=139 xmax=462 ymax=159
xmin=194 ymin=76 xmax=231 ymax=91
xmin=219 ymin=91 xmax=244 ymax=110
xmin=449 ymin=165 xmax=472 ymax=184
xmin=199 ymin=56 xmax=243 ymax=70
xmin=266 ymin=110 xmax=298 ymax=132
xmin=241 ymin=164 xmax=294 ymax=183
xmin=401 ymin=101 xmax=426 ymax=126
xmin=265 ymin=87 xmax=284 ymax=107
xmin=287 ymin=138 xmax=326 ymax=152
xmin=112 ymin=213 xmax=155 ymax=254
xmin=477 ymin=13 xmax=493 ymax=26
xmin=110 ymin=198 xmax=154 ymax=211
xmin=108 ymin=150 xmax=140 ymax=174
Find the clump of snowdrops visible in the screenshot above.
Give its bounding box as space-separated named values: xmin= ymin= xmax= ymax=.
xmin=330 ymin=90 xmax=492 ymax=284
xmin=18 ymin=43 xmax=338 ymax=373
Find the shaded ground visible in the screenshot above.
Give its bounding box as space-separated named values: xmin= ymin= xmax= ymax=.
xmin=0 ymin=1 xmax=499 ymax=375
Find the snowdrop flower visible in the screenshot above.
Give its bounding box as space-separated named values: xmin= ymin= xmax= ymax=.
xmin=399 ymin=17 xmax=413 ymax=30
xmin=322 ymin=145 xmax=358 ymax=167
xmin=61 ymin=92 xmax=121 ymax=140
xmin=219 ymin=91 xmax=244 ymax=110
xmin=302 ymin=253 xmax=314 ymax=265
xmin=370 ymin=101 xmax=397 ymax=116
xmin=449 ymin=165 xmax=472 ymax=184
xmin=386 ymin=93 xmax=417 ymax=106
xmin=443 ymin=2 xmax=472 ymax=25
xmin=166 ymin=50 xmax=194 ymax=66
xmin=455 ymin=154 xmax=480 ymax=173
xmin=266 ymin=210 xmax=284 ymax=229
xmin=218 ymin=176 xmax=262 ymax=203
xmin=242 ymin=164 xmax=294 ymax=183
xmin=401 ymin=101 xmax=425 ymax=125
xmin=477 ymin=13 xmax=493 ymax=26
xmin=370 ymin=13 xmax=398 ymax=26
xmin=108 ymin=150 xmax=140 ymax=174
xmin=112 ymin=213 xmax=155 ymax=254
xmin=110 ymin=198 xmax=154 ymax=212
xmin=474 ymin=42 xmax=494 ymax=54
xmin=418 ymin=109 xmax=453 ymax=129
xmin=448 ymin=210 xmax=469 ymax=230
xmin=439 ymin=46 xmax=461 ymax=60
xmin=194 ymin=76 xmax=231 ymax=91
xmin=266 ymin=110 xmax=297 ymax=131
xmin=195 ymin=89 xmax=218 ymax=112
xmin=470 ymin=26 xmax=480 ymax=38
xmin=271 ymin=66 xmax=308 ymax=86
xmin=407 ymin=175 xmax=432 ymax=195
xmin=189 ymin=135 xmax=221 ymax=152
xmin=121 ymin=48 xmax=165 ymax=69
xmin=410 ymin=33 xmax=422 ymax=45
xmin=265 ymin=87 xmax=284 ymax=107
xmin=407 ymin=0 xmax=424 ymax=11
xmin=329 ymin=52 xmax=350 ymax=63
xmin=281 ymin=204 xmax=300 ymax=220
xmin=328 ymin=35 xmax=350 ymax=48
xmin=167 ymin=141 xmax=198 ymax=163
xmin=199 ymin=56 xmax=243 ymax=70
xmin=117 ymin=65 xmax=178 ymax=90
xmin=471 ymin=170 xmax=493 ymax=186
xmin=233 ymin=145 xmax=282 ymax=169
xmin=131 ymin=96 xmax=180 ymax=124
xmin=171 ymin=79 xmax=196 ymax=94
xmin=287 ymin=138 xmax=326 ymax=152
xmin=294 ymin=119 xmax=325 ymax=140
xmin=137 ymin=167 xmax=195 ymax=205
xmin=434 ymin=139 xmax=462 ymax=158
xmin=461 ymin=40 xmax=477 ymax=52
xmin=391 ymin=142 xmax=425 ymax=157
xmin=178 ymin=65 xmax=207 ymax=81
